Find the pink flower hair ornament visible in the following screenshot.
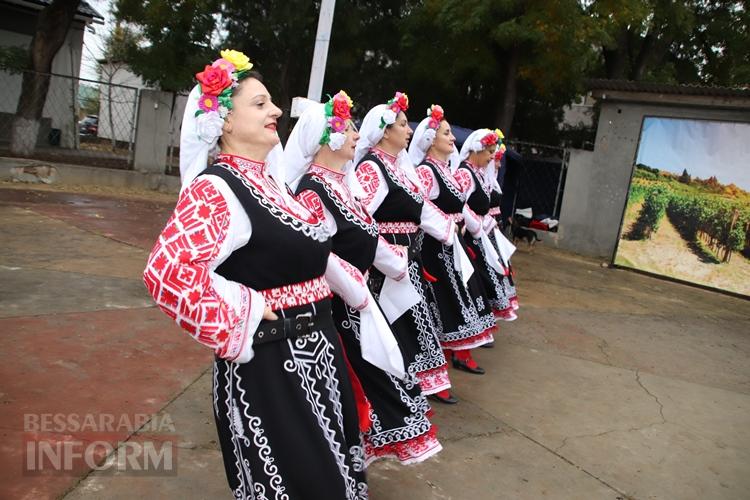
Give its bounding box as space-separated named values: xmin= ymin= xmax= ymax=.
xmin=479 ymin=132 xmax=499 ymax=148
xmin=193 ymin=49 xmax=254 ymax=143
xmin=418 ymin=103 xmax=446 ymax=151
xmin=194 ymin=49 xmax=254 ymax=120
xmin=319 ymin=90 xmax=354 ymax=151
xmin=426 ymin=104 xmax=444 ymax=130
xmin=380 ymin=91 xmax=409 ymax=129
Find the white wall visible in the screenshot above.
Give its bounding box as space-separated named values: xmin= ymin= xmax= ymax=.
xmin=0 ymin=24 xmax=85 ymax=148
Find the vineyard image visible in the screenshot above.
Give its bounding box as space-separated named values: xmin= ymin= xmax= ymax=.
xmin=616 ymin=164 xmax=750 ymax=296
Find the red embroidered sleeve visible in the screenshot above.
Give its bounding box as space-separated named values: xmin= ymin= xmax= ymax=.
xmin=296 ymin=189 xmax=326 ymax=220
xmin=416 ymin=165 xmax=434 ymax=195
xmin=453 ymin=168 xmax=473 ymax=195
xmin=355 ymin=161 xmax=381 ymax=210
xmin=143 ymin=178 xmax=247 ymax=359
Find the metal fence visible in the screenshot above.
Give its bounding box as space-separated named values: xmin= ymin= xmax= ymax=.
xmin=0 ymin=69 xmax=140 ymax=169
xmin=501 ymin=140 xmax=569 ymax=231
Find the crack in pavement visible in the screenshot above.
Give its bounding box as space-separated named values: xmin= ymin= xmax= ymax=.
xmin=442 ymin=428 xmax=508 ymax=443
xmin=635 ymin=369 xmax=667 ymax=424
xmin=554 ymin=369 xmax=668 ymax=454
xmin=554 ymin=421 xmax=666 ymax=454
xmin=463 ymin=398 xmax=634 ymax=499
xmin=597 ymin=338 xmax=613 ymax=366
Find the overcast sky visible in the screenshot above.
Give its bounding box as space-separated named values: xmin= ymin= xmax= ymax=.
xmin=636 ymin=116 xmax=750 ymax=191
xmin=80 ymin=0 xmax=112 ymax=81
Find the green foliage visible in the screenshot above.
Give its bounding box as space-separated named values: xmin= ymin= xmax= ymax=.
xmin=631 ymin=185 xmax=670 ymax=239
xmin=111 ymin=0 xmax=748 ymax=142
xmin=78 ymin=84 xmax=100 ymax=115
xmin=633 ymin=164 xmax=661 ymax=180
xmin=0 ymin=45 xmax=29 ymax=73
xmin=667 ymin=192 xmax=750 ymax=254
xmin=628 ymin=181 xmax=650 ymax=203
xmin=396 ymin=0 xmax=595 ymax=136
xmin=585 ymin=0 xmax=748 ymax=86
xmin=114 ymin=0 xmax=221 ymax=91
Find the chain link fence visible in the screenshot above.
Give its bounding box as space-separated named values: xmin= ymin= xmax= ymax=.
xmin=501 ymin=140 xmax=568 ymax=232
xmin=0 ymin=69 xmax=139 ymax=169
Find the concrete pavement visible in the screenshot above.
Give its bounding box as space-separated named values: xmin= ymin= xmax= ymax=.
xmin=1 ymin=183 xmax=748 ymax=500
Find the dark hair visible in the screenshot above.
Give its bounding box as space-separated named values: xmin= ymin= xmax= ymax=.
xmin=231 ymin=70 xmax=264 ymax=98
xmin=242 ymin=70 xmax=263 ymax=83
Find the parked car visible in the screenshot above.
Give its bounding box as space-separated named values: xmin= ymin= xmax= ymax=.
xmin=78 ymin=115 xmax=98 ymax=136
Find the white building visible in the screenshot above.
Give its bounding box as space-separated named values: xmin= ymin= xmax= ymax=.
xmin=97 ymin=62 xmax=145 ymax=143
xmin=0 ymin=0 xmax=103 ymax=148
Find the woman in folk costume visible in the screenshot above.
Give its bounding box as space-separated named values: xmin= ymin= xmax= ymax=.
xmin=408 ymin=107 xmax=496 ymax=390
xmin=285 ymin=91 xmax=442 ymax=465
xmin=486 ymin=134 xmax=519 ymax=318
xmin=143 ymin=51 xmax=369 ymax=499
xmin=352 ymin=92 xmax=455 ymax=397
xmin=453 ymin=129 xmax=515 ymax=327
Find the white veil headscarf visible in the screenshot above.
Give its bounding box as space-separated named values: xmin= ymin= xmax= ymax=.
xmin=353 ymin=104 xmax=421 ymax=190
xmin=406 ymin=117 xmax=434 ymax=166
xmin=179 ymin=83 xmax=288 ymax=200
xmin=282 ymin=101 xmax=328 ymax=190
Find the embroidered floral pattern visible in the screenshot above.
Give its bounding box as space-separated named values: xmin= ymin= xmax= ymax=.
xmin=415 ymin=165 xmax=434 ymax=195
xmin=378 ymin=221 xmax=419 ymax=234
xmin=364 ymin=424 xmax=442 ymax=466
xmin=442 ymin=327 xmax=495 ymax=350
xmin=453 ymin=168 xmax=473 ymax=194
xmin=414 ymin=365 xmax=452 ymax=394
xmin=354 ymin=161 xmax=380 ymax=209
xmin=260 ymin=276 xmax=332 ymax=311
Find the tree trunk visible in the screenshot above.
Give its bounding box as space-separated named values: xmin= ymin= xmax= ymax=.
xmin=603 ymin=27 xmax=630 ymax=79
xmin=495 ymin=44 xmax=520 ymax=135
xmin=11 ymin=0 xmax=81 ymax=155
xmin=630 ymin=32 xmax=656 ymax=80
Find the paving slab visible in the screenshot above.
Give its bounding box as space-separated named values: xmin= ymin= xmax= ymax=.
xmin=0 ymin=307 xmax=212 ymax=500
xmin=0 ymin=186 xmax=175 ymax=250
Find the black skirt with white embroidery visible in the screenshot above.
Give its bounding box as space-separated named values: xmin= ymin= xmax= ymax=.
xmin=213 ymin=299 xmax=368 ymax=500
xmin=332 ymin=296 xmax=441 ymax=466
xmin=368 ymin=231 xmax=451 ymax=395
xmin=421 ymin=232 xmax=497 ymax=350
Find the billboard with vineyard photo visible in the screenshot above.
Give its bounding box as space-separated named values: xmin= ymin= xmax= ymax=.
xmin=614 ymin=117 xmax=750 ymax=296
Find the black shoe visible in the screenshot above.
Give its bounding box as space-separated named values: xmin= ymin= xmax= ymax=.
xmin=452 ymin=359 xmax=486 ymax=375
xmin=480 ymin=342 xmax=495 ymax=348
xmin=428 ymin=393 xmax=459 ymax=404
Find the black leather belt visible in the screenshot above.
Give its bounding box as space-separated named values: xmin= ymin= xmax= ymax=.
xmin=253 ymin=313 xmax=335 ymax=346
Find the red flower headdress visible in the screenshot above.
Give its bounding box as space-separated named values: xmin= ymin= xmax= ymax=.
xmin=379 ymin=91 xmax=409 ymax=129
